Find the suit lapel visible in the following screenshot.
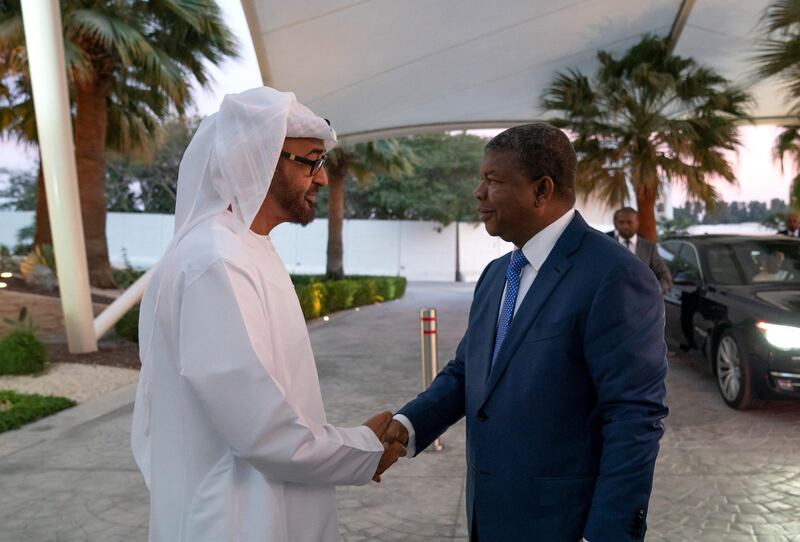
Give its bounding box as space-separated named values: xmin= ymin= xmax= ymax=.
xmin=479 ymin=213 xmax=588 ymax=409
xmin=635 ymin=239 xmax=647 ymax=261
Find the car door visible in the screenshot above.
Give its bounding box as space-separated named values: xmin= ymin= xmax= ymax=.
xmin=659 ymin=241 xmax=684 ymax=348
xmin=661 ymin=241 xmax=705 ymax=350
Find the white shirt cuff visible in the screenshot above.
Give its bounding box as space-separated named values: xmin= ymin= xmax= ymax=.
xmin=392 ymin=414 xmax=416 ymax=457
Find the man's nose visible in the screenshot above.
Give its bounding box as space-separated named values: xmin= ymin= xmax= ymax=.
xmin=473 ymin=180 xmax=486 ymax=199
xmin=314 ymin=167 xmax=329 ymax=187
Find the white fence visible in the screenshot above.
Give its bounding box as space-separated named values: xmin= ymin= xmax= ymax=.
xmin=0 ymin=209 xmax=778 ymax=282
xmin=1 ymin=210 xmax=508 ymax=281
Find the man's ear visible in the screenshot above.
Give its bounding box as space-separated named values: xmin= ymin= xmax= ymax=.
xmin=533 ymin=176 xmax=555 ymax=207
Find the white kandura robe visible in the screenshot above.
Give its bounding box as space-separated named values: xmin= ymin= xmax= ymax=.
xmin=133 ymin=212 xmax=384 ymax=542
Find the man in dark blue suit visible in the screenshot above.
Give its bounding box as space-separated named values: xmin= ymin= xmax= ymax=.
xmin=383 ymin=124 xmax=668 ymax=541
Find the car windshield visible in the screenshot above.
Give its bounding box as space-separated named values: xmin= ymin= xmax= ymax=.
xmin=705 ymin=240 xmax=800 ymax=285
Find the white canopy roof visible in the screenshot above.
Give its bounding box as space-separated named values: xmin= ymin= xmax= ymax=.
xmin=241 ymin=0 xmax=791 ymax=143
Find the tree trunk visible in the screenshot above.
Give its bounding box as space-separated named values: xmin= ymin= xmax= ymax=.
xmin=74 ymin=77 xmax=116 ymax=288
xmin=33 ymin=160 xmax=52 ymax=247
xmin=326 ymin=156 xmax=348 ymax=280
xmin=454 ymin=222 xmax=463 ymax=282
xmin=636 ymin=186 xmax=658 ymax=242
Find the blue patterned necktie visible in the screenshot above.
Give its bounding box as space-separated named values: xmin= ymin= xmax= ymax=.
xmin=491 ymin=249 xmax=529 ymax=368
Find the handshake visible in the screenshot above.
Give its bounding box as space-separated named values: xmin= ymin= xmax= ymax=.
xmin=363 ymin=411 xmax=411 ymax=482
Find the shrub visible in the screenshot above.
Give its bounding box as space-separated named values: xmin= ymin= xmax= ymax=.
xmin=296 ymin=282 xmax=325 ymax=320
xmin=393 ymin=277 xmax=407 ymax=299
xmin=19 ymin=245 xmax=57 ymax=289
xmin=0 ymin=245 xmax=19 ymax=274
xmin=324 ymin=280 xmax=359 ymax=312
xmin=0 ymin=330 xmax=47 ymax=375
xmin=375 ymin=277 xmax=396 ymax=301
xmin=292 ymin=275 xmax=407 ymax=320
xmin=290 ymin=275 xmax=324 ymax=286
xmin=352 ymin=278 xmax=380 ymax=306
xmin=0 ymin=390 xmax=76 ymax=433
xmin=115 ymin=305 xmax=140 ymax=343
xmin=113 ymin=250 xmax=147 ymax=289
xmin=113 ymin=266 xmax=146 ymax=289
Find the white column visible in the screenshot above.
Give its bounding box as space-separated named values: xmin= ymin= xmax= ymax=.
xmin=21 ymin=0 xmax=97 ymax=353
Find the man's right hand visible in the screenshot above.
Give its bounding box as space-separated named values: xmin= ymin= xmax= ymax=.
xmin=382 ymin=419 xmax=409 ymax=448
xmin=363 ymin=411 xmax=393 ymax=440
xmin=363 ymin=412 xmax=406 ymax=482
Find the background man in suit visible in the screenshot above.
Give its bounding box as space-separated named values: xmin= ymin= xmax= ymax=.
xmin=778 ymin=212 xmax=799 ymax=237
xmin=608 ymin=207 xmax=673 ymax=293
xmin=383 ymin=123 xmax=668 ymax=542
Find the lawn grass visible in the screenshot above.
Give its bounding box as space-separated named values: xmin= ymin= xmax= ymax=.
xmin=0 ymin=390 xmax=76 ymax=433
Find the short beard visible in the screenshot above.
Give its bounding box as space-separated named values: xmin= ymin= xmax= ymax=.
xmin=270 ymin=172 xmax=316 ymax=226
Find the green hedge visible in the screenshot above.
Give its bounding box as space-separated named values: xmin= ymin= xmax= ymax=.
xmin=324 ymin=280 xmax=360 ymax=313
xmin=114 ymin=276 xmax=408 ymax=343
xmin=0 ymin=390 xmax=76 ymax=433
xmin=115 ymin=306 xmax=140 ymax=343
xmin=0 ymin=330 xmax=47 ymax=375
xmin=293 ymin=275 xmax=407 ymax=321
xmin=295 ymin=282 xmax=325 ymax=320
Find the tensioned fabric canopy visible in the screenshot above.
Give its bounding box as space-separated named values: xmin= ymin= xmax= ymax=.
xmin=241 ymin=0 xmax=790 ymax=144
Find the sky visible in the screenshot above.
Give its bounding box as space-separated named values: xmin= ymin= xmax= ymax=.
xmin=0 ymin=0 xmax=794 ymax=207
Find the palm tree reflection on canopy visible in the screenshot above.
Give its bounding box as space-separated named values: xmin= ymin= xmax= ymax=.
xmin=542 ymin=35 xmax=751 ymax=241
xmin=755 ymin=0 xmax=800 ymax=210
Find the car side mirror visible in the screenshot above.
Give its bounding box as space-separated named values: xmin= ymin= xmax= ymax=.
xmin=673 ymin=271 xmax=699 ymax=287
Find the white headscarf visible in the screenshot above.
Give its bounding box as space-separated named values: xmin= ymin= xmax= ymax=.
xmin=132 ymin=87 xmax=336 ymax=486
xmin=174 ymin=86 xmax=337 ymax=237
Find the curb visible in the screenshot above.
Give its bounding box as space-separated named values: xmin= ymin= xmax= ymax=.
xmin=0 ymin=382 xmax=137 ymax=460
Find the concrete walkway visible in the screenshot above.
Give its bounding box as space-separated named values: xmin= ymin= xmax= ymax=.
xmin=1 ymin=281 xmax=799 ymax=541
xmin=0 ymin=282 xmax=472 ymax=542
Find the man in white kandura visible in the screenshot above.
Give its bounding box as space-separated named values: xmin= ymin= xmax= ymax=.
xmin=131 ymin=87 xmax=405 ymax=542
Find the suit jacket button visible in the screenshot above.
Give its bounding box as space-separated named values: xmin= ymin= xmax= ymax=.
xmin=477 ymin=412 xmax=488 ymax=421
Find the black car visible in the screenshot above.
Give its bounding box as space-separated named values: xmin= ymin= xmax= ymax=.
xmin=658 ymin=235 xmax=800 ymax=410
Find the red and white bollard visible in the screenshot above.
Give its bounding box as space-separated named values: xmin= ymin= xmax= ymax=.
xmin=420 ymin=308 xmax=444 ymax=451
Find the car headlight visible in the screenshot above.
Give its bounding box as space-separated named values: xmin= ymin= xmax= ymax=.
xmin=756 ymin=322 xmax=800 ymax=351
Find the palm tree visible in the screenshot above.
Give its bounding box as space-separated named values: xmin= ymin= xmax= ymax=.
xmin=0 ymin=47 xmax=163 ymax=247
xmin=0 ymin=0 xmax=236 ymax=287
xmin=773 ymin=126 xmax=800 ymax=209
xmin=325 ymin=140 xmax=415 ymax=279
xmin=541 ymin=35 xmax=751 ymax=241
xmin=754 ymin=0 xmax=800 ymax=209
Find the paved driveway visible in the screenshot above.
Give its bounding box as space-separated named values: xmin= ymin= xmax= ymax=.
xmin=0 ymin=282 xmax=797 ymax=541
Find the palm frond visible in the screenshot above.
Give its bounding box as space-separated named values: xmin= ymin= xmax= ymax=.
xmin=541 ymin=33 xmax=749 ymax=218
xmin=791 ymin=174 xmax=800 ymax=209
xmin=67 ymin=9 xmax=155 ymax=66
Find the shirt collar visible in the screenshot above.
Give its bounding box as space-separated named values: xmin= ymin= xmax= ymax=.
xmin=617 ymin=232 xmax=637 ymax=245
xmin=518 ymin=208 xmax=576 ymax=272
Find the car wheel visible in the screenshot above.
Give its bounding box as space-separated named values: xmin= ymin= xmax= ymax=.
xmin=715 ymin=331 xmax=761 ymax=410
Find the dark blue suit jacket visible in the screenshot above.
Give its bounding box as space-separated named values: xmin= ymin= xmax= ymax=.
xmin=399 ymin=212 xmax=668 ymax=542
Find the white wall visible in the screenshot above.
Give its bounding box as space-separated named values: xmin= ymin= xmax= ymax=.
xmin=1 ymin=210 xmax=778 ymax=282
xmin=0 ymin=210 xmax=497 ymax=280
xmin=0 ymin=210 xmax=33 ymax=249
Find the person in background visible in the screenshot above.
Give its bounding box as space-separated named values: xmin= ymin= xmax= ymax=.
xmin=777 ymin=212 xmax=799 ymax=237
xmin=608 ymin=207 xmax=673 ymax=293
xmin=752 ymin=251 xmax=788 ymax=283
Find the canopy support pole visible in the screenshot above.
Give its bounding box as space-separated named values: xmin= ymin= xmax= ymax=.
xmin=21 ymin=0 xmax=97 ymax=353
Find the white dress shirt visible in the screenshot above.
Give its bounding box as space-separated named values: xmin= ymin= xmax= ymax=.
xmin=394 ymin=208 xmax=577 ymax=454
xmin=615 ymin=231 xmax=637 ymax=253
